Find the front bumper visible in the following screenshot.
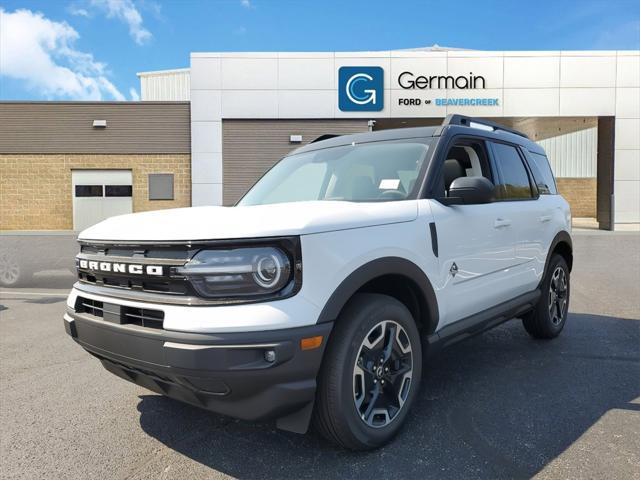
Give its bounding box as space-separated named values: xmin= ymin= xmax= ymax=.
xmin=64 ymin=309 xmax=332 ymax=430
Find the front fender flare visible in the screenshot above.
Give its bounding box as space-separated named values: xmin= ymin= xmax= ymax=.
xmin=316 ymin=256 xmax=439 ymax=333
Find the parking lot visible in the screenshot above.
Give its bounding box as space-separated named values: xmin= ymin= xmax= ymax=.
xmin=1 ymin=231 xmax=639 ymax=480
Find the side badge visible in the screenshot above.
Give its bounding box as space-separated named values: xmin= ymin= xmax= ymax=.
xmin=449 ymin=262 xmax=458 ymax=277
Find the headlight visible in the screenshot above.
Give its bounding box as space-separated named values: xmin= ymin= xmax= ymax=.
xmin=175 ymin=247 xmax=292 ymax=298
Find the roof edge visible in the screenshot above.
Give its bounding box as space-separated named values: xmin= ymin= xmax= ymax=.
xmin=137 ymin=68 xmax=190 ymax=77
xmin=0 ymin=101 xmax=190 ymax=105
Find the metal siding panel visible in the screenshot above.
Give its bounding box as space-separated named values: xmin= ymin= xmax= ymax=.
xmin=139 ymin=71 xmax=190 ymax=101
xmin=222 ymin=120 xmax=369 ymax=205
xmin=0 ymin=102 xmax=190 ymax=154
xmin=536 ymin=126 xmax=597 ymax=178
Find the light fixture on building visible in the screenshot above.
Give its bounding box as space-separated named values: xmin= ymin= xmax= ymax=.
xmin=92 ymin=119 xmax=107 ymax=128
xmin=289 ymin=134 xmax=302 ymax=143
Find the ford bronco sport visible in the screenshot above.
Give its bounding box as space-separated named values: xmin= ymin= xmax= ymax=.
xmin=64 ymin=114 xmax=572 ymax=450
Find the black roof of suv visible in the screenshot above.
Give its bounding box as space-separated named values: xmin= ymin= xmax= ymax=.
xmin=295 ymin=114 xmax=545 ymax=156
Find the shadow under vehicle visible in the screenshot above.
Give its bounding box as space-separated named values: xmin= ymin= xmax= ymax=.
xmin=134 ymin=312 xmax=640 ymax=479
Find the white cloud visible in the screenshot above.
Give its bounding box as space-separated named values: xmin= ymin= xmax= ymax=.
xmin=90 ymin=0 xmax=151 ymax=45
xmin=138 ymin=0 xmax=162 ymax=20
xmin=0 ymin=8 xmax=125 ymax=100
xmin=68 ymin=6 xmax=90 ymax=17
xmin=129 ymin=87 xmax=140 ymax=101
xmin=240 ymin=0 xmax=253 ymax=9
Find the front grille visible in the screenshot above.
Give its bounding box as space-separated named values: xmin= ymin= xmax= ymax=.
xmin=76 ymin=242 xmax=196 ymax=297
xmin=75 ymin=296 xmax=164 ymax=329
xmin=77 ymin=272 xmax=191 ymax=295
xmin=80 ymin=244 xmax=192 ymax=260
xmin=75 ymin=237 xmax=302 ymax=306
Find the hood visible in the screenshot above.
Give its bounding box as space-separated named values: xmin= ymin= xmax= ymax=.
xmin=78 ymin=201 xmax=418 ymax=242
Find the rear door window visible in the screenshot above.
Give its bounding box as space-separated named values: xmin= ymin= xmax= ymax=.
xmin=490 ymin=142 xmax=534 ymax=201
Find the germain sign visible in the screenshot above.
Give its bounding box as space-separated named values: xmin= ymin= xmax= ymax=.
xmin=395 ymin=69 xmax=498 ymax=108
xmin=338 ymin=66 xmax=384 ymax=112
xmin=397 ymin=71 xmax=486 ymax=89
xmin=338 ymin=66 xmax=499 ymax=110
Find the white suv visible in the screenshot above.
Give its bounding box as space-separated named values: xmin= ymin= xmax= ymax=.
xmin=64 ymin=115 xmax=572 ymax=450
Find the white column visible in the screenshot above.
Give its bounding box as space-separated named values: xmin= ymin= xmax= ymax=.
xmin=190 ymin=54 xmax=223 ymax=206
xmin=614 ymin=51 xmax=640 ymax=229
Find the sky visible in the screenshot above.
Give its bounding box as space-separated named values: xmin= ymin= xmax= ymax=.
xmin=0 ymin=0 xmax=639 ymax=101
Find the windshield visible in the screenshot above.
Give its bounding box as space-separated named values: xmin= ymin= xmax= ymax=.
xmin=238 ymin=139 xmax=433 ymax=206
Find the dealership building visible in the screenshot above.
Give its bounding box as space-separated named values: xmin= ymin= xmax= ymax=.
xmin=1 ymin=47 xmax=639 ymax=231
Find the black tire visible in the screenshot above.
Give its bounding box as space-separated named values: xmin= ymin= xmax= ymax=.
xmin=0 ymin=249 xmax=33 ymax=287
xmin=314 ymin=293 xmax=422 ymax=450
xmin=522 ymin=254 xmax=570 ymax=339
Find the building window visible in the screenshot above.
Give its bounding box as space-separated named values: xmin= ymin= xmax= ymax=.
xmin=148 ymin=174 xmax=174 ymax=200
xmin=105 ymin=185 xmax=133 ymax=197
xmin=75 ymin=185 xmax=103 ymax=197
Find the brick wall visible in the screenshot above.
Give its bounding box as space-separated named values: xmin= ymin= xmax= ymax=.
xmin=0 ymin=154 xmax=191 ymax=230
xmin=556 ymin=178 xmax=597 ymax=218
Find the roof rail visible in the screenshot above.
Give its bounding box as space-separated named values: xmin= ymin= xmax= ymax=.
xmin=311 ymin=134 xmax=342 ymax=143
xmin=436 ymin=114 xmax=529 ymax=139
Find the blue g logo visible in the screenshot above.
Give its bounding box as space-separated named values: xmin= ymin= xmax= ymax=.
xmin=338 ymin=66 xmax=384 ymax=112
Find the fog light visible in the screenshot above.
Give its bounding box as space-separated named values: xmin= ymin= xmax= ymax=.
xmin=264 ymin=350 xmax=276 ymax=363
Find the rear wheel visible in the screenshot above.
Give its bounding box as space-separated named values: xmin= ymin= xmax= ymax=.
xmin=314 ymin=293 xmax=422 ymax=450
xmin=522 ymin=254 xmax=570 ymax=339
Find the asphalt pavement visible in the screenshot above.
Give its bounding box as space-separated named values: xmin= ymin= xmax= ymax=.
xmin=1 ymin=232 xmax=639 ymax=479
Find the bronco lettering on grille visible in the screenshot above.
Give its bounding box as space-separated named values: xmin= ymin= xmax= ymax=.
xmin=78 ymin=259 xmax=164 ymax=276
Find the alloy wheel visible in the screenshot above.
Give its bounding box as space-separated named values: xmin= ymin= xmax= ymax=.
xmin=352 ymin=320 xmax=413 ymax=428
xmin=548 ymin=266 xmax=568 ymax=326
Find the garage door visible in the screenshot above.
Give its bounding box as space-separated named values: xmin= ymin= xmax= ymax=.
xmin=72 ymin=170 xmax=132 ymax=231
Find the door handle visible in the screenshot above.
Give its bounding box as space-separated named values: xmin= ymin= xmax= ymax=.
xmin=494 ymin=218 xmax=511 ymax=228
xmin=539 ymin=215 xmax=552 ymax=223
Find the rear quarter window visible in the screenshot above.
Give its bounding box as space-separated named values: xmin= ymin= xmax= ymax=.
xmin=527 ymin=151 xmax=558 ymax=195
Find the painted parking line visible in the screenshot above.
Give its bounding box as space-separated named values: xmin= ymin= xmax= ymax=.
xmin=0 ymin=291 xmax=69 ymax=297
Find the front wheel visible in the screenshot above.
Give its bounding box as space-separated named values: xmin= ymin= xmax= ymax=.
xmin=522 ymin=254 xmax=570 ymax=339
xmin=313 ymin=293 xmax=422 ymax=450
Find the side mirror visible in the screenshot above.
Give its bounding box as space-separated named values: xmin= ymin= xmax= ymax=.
xmin=446 ymin=176 xmax=495 ymax=205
